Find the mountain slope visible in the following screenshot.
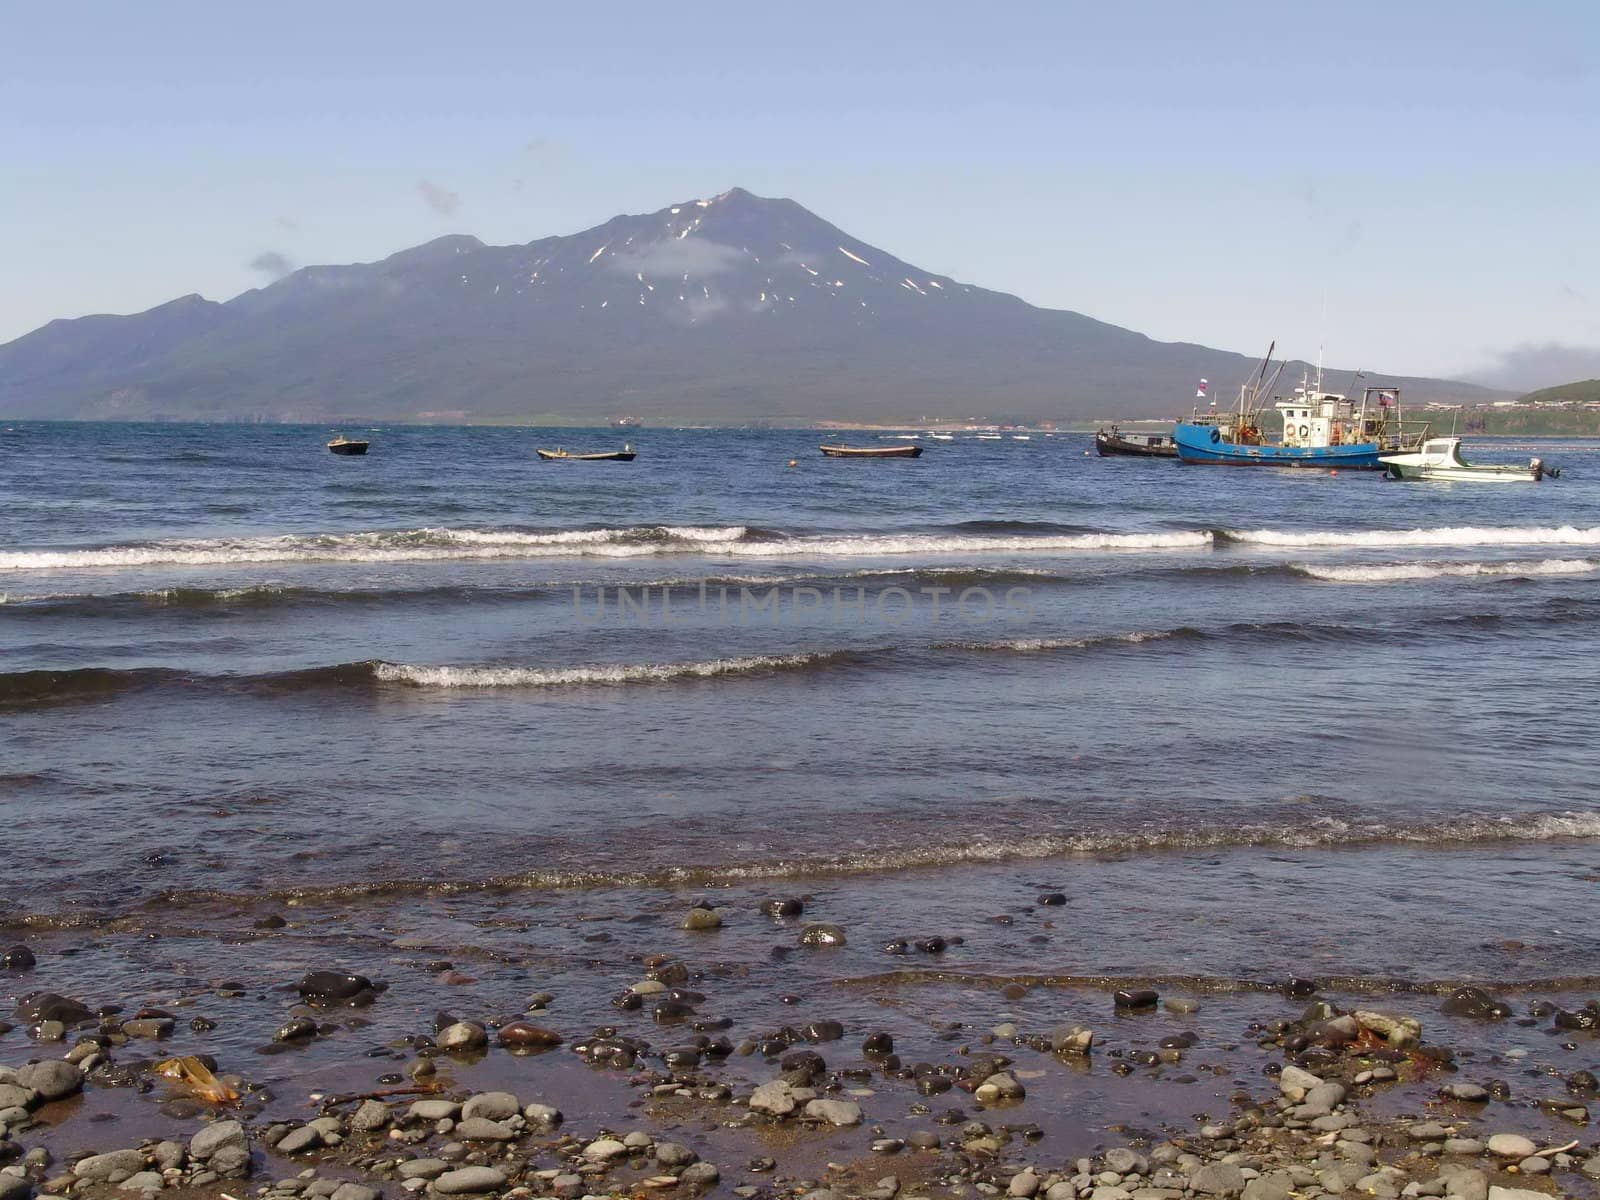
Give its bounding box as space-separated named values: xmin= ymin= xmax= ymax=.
xmin=0 ymin=188 xmax=1497 ymax=422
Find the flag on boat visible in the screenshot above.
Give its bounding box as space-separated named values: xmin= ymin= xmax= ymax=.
xmin=1376 ymin=389 xmax=1396 ymax=407
xmin=1197 ymin=378 xmax=1209 ymax=402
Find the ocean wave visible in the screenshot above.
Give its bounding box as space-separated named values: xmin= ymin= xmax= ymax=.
xmin=1296 ymin=559 xmax=1600 ymax=583
xmin=124 ymin=809 xmax=1600 ymax=909
xmin=0 ymin=526 xmax=1212 ymax=572
xmin=373 ymin=653 xmax=849 ymax=689
xmin=1226 ymin=525 xmax=1600 ymax=549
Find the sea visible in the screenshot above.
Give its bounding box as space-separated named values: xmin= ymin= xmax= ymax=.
xmin=3 ymin=421 xmax=1598 ymax=1144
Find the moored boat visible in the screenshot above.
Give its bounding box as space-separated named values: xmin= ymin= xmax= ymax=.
xmin=537 ymin=444 xmax=637 ymax=461
xmin=819 ymin=443 xmax=923 ymax=458
xmin=1174 ymin=344 xmax=1426 ymax=469
xmin=1381 ymin=437 xmax=1555 ymax=482
xmin=327 ymin=434 xmax=369 ymax=456
xmin=1095 ymin=426 xmax=1177 ymax=458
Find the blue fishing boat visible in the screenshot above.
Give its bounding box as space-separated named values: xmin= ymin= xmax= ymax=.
xmin=1174 ymin=346 xmax=1427 ymax=469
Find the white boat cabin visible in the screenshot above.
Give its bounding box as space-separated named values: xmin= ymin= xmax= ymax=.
xmin=1274 ymin=388 xmax=1384 ymax=449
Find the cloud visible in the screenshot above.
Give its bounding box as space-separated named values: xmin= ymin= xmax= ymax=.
xmin=418 ymin=178 xmax=461 ymax=217
xmin=248 ymin=250 xmax=296 ymax=280
xmin=1464 ymin=343 xmax=1600 ymax=392
xmin=607 ymin=238 xmax=745 ymax=279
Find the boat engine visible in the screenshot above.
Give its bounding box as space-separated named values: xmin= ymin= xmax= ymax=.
xmin=1531 ymin=457 xmax=1558 ymax=480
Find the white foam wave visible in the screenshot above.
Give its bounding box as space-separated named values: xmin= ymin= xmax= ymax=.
xmin=728 ymin=531 xmax=1212 ymax=557
xmin=1230 ymin=525 xmax=1600 ymax=549
xmin=942 ymin=629 xmax=1181 ymax=653
xmin=1298 ymin=558 xmax=1599 ymax=583
xmin=374 ymin=654 xmax=821 ymax=689
xmin=0 ymin=527 xmax=1209 ymax=571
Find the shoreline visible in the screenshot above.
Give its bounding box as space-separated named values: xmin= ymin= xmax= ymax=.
xmin=5 ymin=913 xmax=1599 ymax=1200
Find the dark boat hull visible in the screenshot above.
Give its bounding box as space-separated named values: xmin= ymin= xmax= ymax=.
xmin=1094 ymin=431 xmax=1176 ymax=458
xmin=536 ymin=449 xmax=636 ymax=461
xmin=327 ymin=442 xmax=369 ymax=456
xmin=819 ymin=444 xmax=923 ymax=458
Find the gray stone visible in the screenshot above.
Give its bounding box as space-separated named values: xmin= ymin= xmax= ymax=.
xmin=750 ymin=1081 xmax=797 ymax=1116
xmin=116 ymin=1171 xmax=164 ymax=1193
xmin=190 ymin=1120 xmax=247 ymax=1162
xmin=460 ymin=1092 xmax=519 ymax=1122
xmin=431 ymin=1167 xmax=506 ymax=1195
xmin=974 ymin=1073 xmax=1025 ymax=1103
xmin=656 ymin=1142 xmax=697 ymax=1168
xmin=1485 ymin=1134 xmax=1536 ymax=1160
xmin=14 ymin=1063 xmax=83 ymax=1103
xmin=1486 ymin=1191 xmax=1546 ymax=1200
xmin=680 ymin=1163 xmax=720 ymax=1189
xmin=331 ymin=1185 xmax=381 ymax=1200
xmin=409 ymin=1100 xmax=462 ymax=1121
xmin=1104 ymin=1150 xmax=1145 ymax=1176
xmin=1278 ymin=1066 xmax=1323 ymax=1098
xmin=437 ymin=1022 xmax=487 ymax=1051
xmin=1050 ymin=1026 xmax=1094 ymax=1055
xmin=0 ymin=1089 xmax=34 ymax=1113
xmin=0 ymin=1174 xmax=31 ymax=1200
xmin=1443 ymin=1084 xmax=1489 ymax=1102
xmin=522 ymin=1103 xmax=562 ymax=1128
xmin=350 ymin=1100 xmax=392 ymax=1132
xmin=1044 ymin=1185 xmax=1077 ymax=1200
xmin=804 ymin=1098 xmax=862 ymax=1126
xmin=454 ymin=1118 xmax=512 ymax=1142
xmin=1303 ymin=1082 xmax=1347 ymax=1113
xmin=1242 ymin=1174 xmax=1294 ymax=1200
xmin=276 ymin=1126 xmax=322 ymax=1155
xmin=1191 ymin=1164 xmax=1247 ymax=1197
xmin=74 ymin=1150 xmax=146 ymax=1182
xmin=120 ymin=1018 xmax=174 ymax=1040
xmin=1353 ymin=1010 xmax=1421 ymax=1047
xmin=398 ymin=1159 xmax=449 ymax=1181
xmin=582 ymin=1138 xmax=628 ymax=1161
xmin=681 ymin=908 xmax=723 ymax=931
xmin=1442 ymin=1178 xmax=1487 ymax=1200
xmin=1514 ymin=1157 xmax=1548 ymax=1176
xmin=1584 ymin=1155 xmax=1600 ymax=1179
xmin=1009 ymin=1172 xmax=1040 ymax=1198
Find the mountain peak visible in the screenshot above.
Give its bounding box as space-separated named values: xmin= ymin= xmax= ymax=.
xmin=0 ymin=187 xmax=1497 ymax=422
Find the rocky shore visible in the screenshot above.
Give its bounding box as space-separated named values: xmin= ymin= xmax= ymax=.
xmin=4 ymin=912 xmax=1599 ymax=1200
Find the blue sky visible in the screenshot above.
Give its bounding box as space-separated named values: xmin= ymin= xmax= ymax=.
xmin=3 ymin=0 xmax=1596 ymax=386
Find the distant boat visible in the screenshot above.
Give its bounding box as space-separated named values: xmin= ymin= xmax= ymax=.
xmin=975 ymin=434 xmax=1002 ymax=440
xmin=1011 ymin=434 xmax=1031 ymax=440
xmin=1095 ymin=426 xmax=1177 ymax=458
xmin=537 ymin=445 xmax=637 ymax=461
xmin=327 ymin=434 xmax=369 ymax=456
xmin=611 ymin=416 xmax=643 ymax=428
xmin=1381 ymin=437 xmax=1555 ymax=482
xmin=1174 ymin=343 xmax=1427 ymax=469
xmin=820 ymin=443 xmax=923 ymax=458
xmin=929 ymin=433 xmax=955 ymax=441
xmin=879 ymin=433 xmax=921 ymax=439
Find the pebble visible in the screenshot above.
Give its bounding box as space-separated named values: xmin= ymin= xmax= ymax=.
xmin=431 ymin=1166 xmax=507 ymax=1195
xmin=1112 ymin=989 xmax=1158 ymax=1010
xmin=681 ymin=907 xmax=722 ymax=931
xmin=496 ymin=1021 xmax=562 ymax=1049
xmin=798 ymin=923 xmax=847 ymax=947
xmin=1485 ymin=1134 xmax=1536 ymax=1159
xmin=803 ymin=1098 xmax=862 ymax=1126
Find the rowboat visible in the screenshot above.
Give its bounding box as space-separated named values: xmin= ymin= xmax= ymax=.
xmin=1095 ymin=427 xmax=1177 ymax=458
xmin=1380 ymin=437 xmax=1555 ymax=482
xmin=536 ymin=445 xmax=636 ymax=462
xmin=819 ymin=443 xmax=923 ymax=458
xmin=327 ymin=435 xmax=369 ymax=456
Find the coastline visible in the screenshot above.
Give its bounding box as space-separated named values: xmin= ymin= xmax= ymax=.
xmin=5 ymin=894 xmax=1599 ymax=1200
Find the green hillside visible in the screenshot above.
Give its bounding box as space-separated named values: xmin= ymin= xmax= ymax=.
xmin=1515 ymin=378 xmax=1600 ymax=405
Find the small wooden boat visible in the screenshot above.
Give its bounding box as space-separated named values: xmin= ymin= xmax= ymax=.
xmin=536 ymin=444 xmax=636 ymax=461
xmin=327 ymin=434 xmax=369 ymax=456
xmin=1095 ymin=426 xmax=1177 ymax=458
xmin=820 ymin=443 xmax=923 ymax=458
xmin=1380 ymin=437 xmax=1555 ymax=482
